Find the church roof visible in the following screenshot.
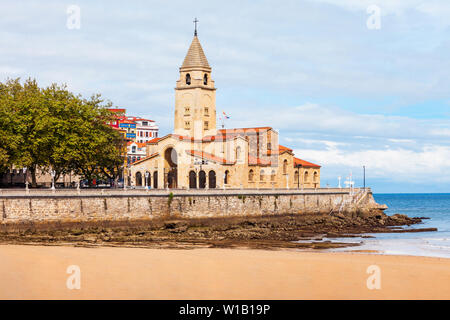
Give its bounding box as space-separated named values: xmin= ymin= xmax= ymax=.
xmin=181 ymin=35 xmax=210 ymax=69
xmin=294 ymin=157 xmax=321 ymax=168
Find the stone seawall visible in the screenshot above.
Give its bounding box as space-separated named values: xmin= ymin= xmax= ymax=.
xmin=0 ymin=188 xmax=385 ymax=223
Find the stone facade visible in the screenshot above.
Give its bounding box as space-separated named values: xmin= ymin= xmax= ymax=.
xmin=129 ymin=33 xmax=321 ymax=190
xmin=0 ymin=188 xmax=380 ymax=223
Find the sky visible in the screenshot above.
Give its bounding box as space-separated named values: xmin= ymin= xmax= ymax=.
xmin=0 ymin=0 xmax=449 ymax=193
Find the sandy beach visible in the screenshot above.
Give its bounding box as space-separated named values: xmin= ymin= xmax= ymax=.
xmin=0 ymin=244 xmax=449 ymax=299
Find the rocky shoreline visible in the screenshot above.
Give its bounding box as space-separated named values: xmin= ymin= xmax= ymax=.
xmin=0 ymin=207 xmax=436 ymax=250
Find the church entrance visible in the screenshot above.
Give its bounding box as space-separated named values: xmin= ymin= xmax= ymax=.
xmin=164 ymin=148 xmax=178 ymax=189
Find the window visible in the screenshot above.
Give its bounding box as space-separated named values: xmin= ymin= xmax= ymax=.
xmin=142 ymin=121 xmax=148 ymax=126
xmin=184 ymin=107 xmax=190 ymax=115
xmin=203 ymin=73 xmax=208 ymax=85
xmin=185 ymin=121 xmax=191 ymax=130
xmin=145 ymin=132 xmax=149 ymax=137
xmin=224 ymin=170 xmax=230 ymax=184
xmin=248 ymin=169 xmax=254 ymax=181
xmin=267 ymin=142 xmax=272 ymax=150
xmin=236 ymin=146 xmax=241 ymax=161
xmin=186 ymin=73 xmax=191 ymax=85
xmin=204 ymin=107 xmax=209 ymax=115
xmin=313 ymin=171 xmax=318 ymax=182
xmin=304 ymin=171 xmax=309 ymax=182
xmin=271 ymin=170 xmax=276 ymax=181
xmin=204 ymin=121 xmax=209 ymax=130
xmin=260 ymin=170 xmax=264 ymax=181
xmin=132 ymin=146 xmax=136 ymax=153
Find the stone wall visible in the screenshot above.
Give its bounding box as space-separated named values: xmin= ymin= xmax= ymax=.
xmin=0 ymin=188 xmax=383 ymax=223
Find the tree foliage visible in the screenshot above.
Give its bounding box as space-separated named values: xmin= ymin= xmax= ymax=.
xmin=0 ymin=78 xmax=125 ymax=187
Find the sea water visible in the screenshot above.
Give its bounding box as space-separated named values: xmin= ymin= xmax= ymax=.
xmin=327 ymin=194 xmax=450 ymax=258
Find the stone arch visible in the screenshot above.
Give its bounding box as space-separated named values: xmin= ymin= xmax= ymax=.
xmin=135 ymin=171 xmax=142 ymax=187
xmin=199 ymin=170 xmax=206 ymax=189
xmin=208 ymin=170 xmax=216 ymax=189
xmin=189 ymin=170 xmax=197 ymax=189
xmin=164 ymin=147 xmax=178 ymax=189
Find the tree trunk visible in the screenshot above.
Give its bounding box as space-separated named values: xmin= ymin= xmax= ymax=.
xmin=30 ymin=165 xmax=37 ymax=188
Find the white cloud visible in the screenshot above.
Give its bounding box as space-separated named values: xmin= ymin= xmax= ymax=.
xmin=295 ymin=145 xmax=450 ymax=182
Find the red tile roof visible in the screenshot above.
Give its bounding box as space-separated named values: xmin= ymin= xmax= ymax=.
xmin=279 ymin=145 xmax=293 ymax=153
xmin=147 ymin=137 xmax=161 ymax=144
xmin=131 ymin=152 xmax=159 ymax=165
xmin=294 ymin=157 xmax=321 ymax=168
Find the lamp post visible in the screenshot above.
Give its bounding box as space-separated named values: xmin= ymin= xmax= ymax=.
xmin=145 ymin=171 xmax=149 ymax=191
xmin=50 ymin=170 xmax=56 ymax=191
xmin=363 ymin=165 xmax=366 ymax=190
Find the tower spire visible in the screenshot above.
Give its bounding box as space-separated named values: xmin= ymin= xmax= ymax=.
xmin=193 ymin=17 xmax=198 ymax=36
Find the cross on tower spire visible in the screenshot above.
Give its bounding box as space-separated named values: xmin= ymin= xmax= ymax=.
xmin=193 ymin=18 xmax=199 ymax=36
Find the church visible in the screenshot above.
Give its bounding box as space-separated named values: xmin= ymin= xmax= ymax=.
xmin=129 ymin=28 xmax=321 ymax=190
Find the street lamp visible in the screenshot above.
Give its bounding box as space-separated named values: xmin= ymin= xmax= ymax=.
xmin=50 ymin=170 xmax=56 ymax=191
xmin=145 ymin=171 xmax=149 ymax=191
xmin=363 ymin=165 xmax=366 ymax=190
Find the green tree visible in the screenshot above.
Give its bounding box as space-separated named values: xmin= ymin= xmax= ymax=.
xmin=0 ymin=78 xmax=124 ymax=187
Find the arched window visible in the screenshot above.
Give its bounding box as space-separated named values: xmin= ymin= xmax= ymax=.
xmin=236 ymin=146 xmax=241 ymax=162
xmin=313 ymin=171 xmax=318 ymax=182
xmin=294 ymin=170 xmax=299 ymax=187
xmin=186 ymin=73 xmax=191 ymax=85
xmin=132 ymin=145 xmax=136 ymax=153
xmin=283 ymin=159 xmax=288 ymax=174
xmin=203 ymin=73 xmax=208 ymax=85
xmin=224 ymin=170 xmax=230 ymax=184
xmin=260 ymin=169 xmax=264 ymax=181
xmin=248 ymin=169 xmax=254 ymax=181
xmin=271 ymin=170 xmax=276 ymax=181
xmin=304 ymin=171 xmax=309 ymax=182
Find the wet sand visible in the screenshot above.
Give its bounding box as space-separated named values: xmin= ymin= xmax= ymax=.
xmin=1 ymin=244 xmax=449 ymax=299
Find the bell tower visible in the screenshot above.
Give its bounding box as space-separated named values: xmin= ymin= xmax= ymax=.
xmin=174 ymin=19 xmax=217 ymax=138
